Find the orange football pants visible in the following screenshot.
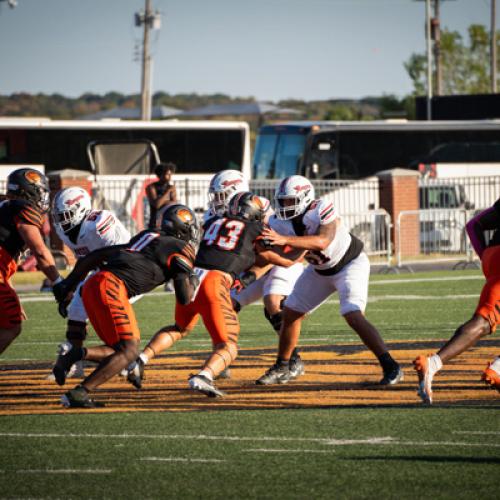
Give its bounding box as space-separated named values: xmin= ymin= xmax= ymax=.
xmin=82 ymin=270 xmax=140 ymax=346
xmin=0 ymin=247 xmax=21 ymax=329
xmin=175 ymin=270 xmax=239 ymax=345
xmin=475 ymin=246 xmax=500 ymax=333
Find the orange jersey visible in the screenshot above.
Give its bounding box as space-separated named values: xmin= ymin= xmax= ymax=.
xmin=475 ymin=246 xmax=500 ymax=333
xmin=0 ymin=247 xmax=22 ymax=328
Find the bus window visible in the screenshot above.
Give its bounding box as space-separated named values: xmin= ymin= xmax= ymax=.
xmin=273 ymin=133 xmax=306 ymax=179
xmin=253 ymin=132 xmax=278 ymax=179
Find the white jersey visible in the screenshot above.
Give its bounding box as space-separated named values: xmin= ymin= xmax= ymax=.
xmin=202 ymin=195 xmax=272 ymax=225
xmin=55 ymin=209 xmax=131 ymax=258
xmin=269 ymin=199 xmax=351 ymax=271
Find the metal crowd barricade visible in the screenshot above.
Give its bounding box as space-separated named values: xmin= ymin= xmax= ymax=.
xmin=343 ymin=209 xmax=392 ymax=266
xmin=396 ymin=208 xmax=474 ymax=269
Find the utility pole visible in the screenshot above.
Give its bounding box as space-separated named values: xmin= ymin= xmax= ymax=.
xmin=135 ymin=0 xmax=161 ymax=121
xmin=425 ymin=0 xmax=433 ymax=120
xmin=492 ymin=0 xmax=497 ymax=93
xmin=432 ymin=0 xmax=442 ymax=95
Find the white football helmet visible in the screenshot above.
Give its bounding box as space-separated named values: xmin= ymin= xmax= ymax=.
xmin=52 ymin=187 xmax=92 ymax=234
xmin=208 ymin=169 xmax=249 ymax=216
xmin=274 ymin=175 xmax=315 ymax=220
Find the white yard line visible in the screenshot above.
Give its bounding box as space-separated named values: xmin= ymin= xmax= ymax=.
xmin=140 ymin=457 xmax=225 ymax=463
xmin=370 ymin=276 xmax=483 ymax=285
xmin=453 ymin=431 xmax=500 ymax=436
xmin=17 ymin=469 xmax=112 ymax=474
xmin=0 ymin=433 xmax=498 ymax=449
xmin=245 ymin=449 xmax=335 ymax=454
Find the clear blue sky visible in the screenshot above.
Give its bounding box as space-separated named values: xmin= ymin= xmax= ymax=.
xmin=0 ymin=0 xmax=493 ymax=101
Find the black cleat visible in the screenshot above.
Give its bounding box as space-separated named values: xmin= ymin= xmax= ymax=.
xmin=256 ymin=363 xmax=292 ymax=385
xmin=289 ymin=355 xmax=305 ymax=380
xmin=61 ymin=386 xmax=104 ymax=408
xmin=52 ymin=342 xmax=83 ymax=387
xmin=126 ymin=359 xmax=145 ymax=390
xmin=380 ymin=365 xmax=404 ymax=385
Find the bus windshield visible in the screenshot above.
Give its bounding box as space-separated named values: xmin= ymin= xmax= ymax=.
xmin=253 ymin=130 xmax=307 ymax=179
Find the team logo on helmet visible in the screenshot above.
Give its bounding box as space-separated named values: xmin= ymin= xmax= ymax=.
xmin=25 ymin=170 xmax=42 ymax=184
xmin=177 ymin=208 xmax=194 ymax=223
xmin=222 ymin=179 xmax=242 ymax=188
xmin=294 ymin=184 xmax=311 ymax=192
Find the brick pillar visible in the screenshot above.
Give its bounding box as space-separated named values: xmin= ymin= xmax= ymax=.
xmin=48 ymin=169 xmax=92 ymax=267
xmin=377 ymin=168 xmax=420 ymax=258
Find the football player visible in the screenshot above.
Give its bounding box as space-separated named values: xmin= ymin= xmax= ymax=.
xmin=127 ymin=192 xmax=301 ymax=397
xmin=256 ymin=175 xmax=403 ymax=386
xmin=52 ymin=204 xmax=200 ymax=408
xmin=0 ymin=168 xmax=62 ymax=355
xmin=51 ymin=186 xmax=131 ymax=380
xmin=206 ymin=169 xmax=305 ymax=379
xmin=414 ymin=198 xmax=500 ymax=404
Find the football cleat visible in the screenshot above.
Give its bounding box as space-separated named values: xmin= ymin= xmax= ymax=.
xmin=67 ymin=360 xmax=85 ymax=379
xmin=256 ymin=363 xmax=292 ymax=385
xmin=61 ymin=386 xmax=104 ymax=408
xmin=126 ymin=359 xmax=145 ymax=390
xmin=413 ymin=355 xmax=436 ymax=404
xmin=289 ymin=355 xmax=305 ymax=380
xmin=482 ymin=357 xmax=500 ymax=393
xmin=188 ymin=374 xmax=224 ymax=398
xmin=52 ymin=342 xmax=83 ymax=387
xmin=380 ymin=365 xmax=404 ymax=385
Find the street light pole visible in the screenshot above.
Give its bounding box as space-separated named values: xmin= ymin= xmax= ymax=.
xmin=140 ymin=0 xmax=152 ymax=121
xmin=492 ymin=0 xmax=497 ymax=93
xmin=425 ymin=0 xmax=433 ymax=120
xmin=135 ymin=0 xmax=161 ymax=120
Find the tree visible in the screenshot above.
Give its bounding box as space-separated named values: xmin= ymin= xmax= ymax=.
xmin=405 ymin=24 xmax=498 ymax=95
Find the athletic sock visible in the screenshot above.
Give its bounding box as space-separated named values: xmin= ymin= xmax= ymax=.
xmin=428 ymin=353 xmax=443 ymax=374
xmin=276 ymin=357 xmax=290 ymax=368
xmin=290 ymin=348 xmax=299 ymax=361
xmin=139 ymin=352 xmax=149 ymax=365
xmin=377 ymin=352 xmax=399 ymax=373
xmin=198 ymin=369 xmax=213 ymax=381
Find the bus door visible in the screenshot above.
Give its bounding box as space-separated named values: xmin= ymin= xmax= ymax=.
xmin=304 ymin=130 xmax=339 ymax=179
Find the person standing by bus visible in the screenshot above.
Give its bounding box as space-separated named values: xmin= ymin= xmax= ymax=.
xmin=146 ymin=162 xmax=178 ymax=228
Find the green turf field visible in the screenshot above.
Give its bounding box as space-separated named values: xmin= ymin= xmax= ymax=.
xmin=1 ymin=269 xmax=499 ymax=499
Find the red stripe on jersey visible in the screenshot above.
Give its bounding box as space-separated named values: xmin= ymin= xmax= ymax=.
xmin=320 ymin=202 xmax=333 ymax=216
xmin=96 ymin=214 xmax=113 ymax=230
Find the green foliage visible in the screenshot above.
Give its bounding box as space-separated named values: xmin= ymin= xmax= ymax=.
xmin=405 ymin=24 xmax=498 ymax=95
xmin=0 ymin=93 xmax=412 ymax=123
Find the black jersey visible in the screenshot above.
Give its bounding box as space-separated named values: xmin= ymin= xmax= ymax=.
xmin=195 ymin=215 xmax=264 ymax=278
xmin=0 ymin=199 xmax=44 ymax=259
xmin=102 ymin=230 xmax=195 ymax=297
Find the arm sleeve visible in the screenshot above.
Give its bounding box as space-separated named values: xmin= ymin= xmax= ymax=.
xmin=170 ymin=255 xmax=195 ymax=305
xmin=14 ymin=204 xmax=43 ymax=229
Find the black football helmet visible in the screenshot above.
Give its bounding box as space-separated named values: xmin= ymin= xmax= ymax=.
xmin=7 ymin=168 xmax=50 ymax=213
xmin=160 ymin=204 xmax=200 ymax=246
xmin=227 ymin=191 xmax=265 ymax=222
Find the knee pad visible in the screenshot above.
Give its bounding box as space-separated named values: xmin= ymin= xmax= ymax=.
xmin=66 ymin=320 xmax=87 ymax=342
xmin=264 ymin=308 xmax=283 ymax=333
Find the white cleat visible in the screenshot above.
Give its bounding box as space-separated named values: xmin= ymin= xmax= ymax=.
xmin=188 ymin=375 xmax=224 ymax=398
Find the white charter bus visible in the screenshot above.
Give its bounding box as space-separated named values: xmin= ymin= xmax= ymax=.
xmin=0 ymin=117 xmax=251 ymax=177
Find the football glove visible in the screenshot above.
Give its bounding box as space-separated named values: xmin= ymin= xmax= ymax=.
xmin=52 ymin=280 xmax=70 ymax=303
xmin=232 ymin=270 xmax=257 ymax=293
